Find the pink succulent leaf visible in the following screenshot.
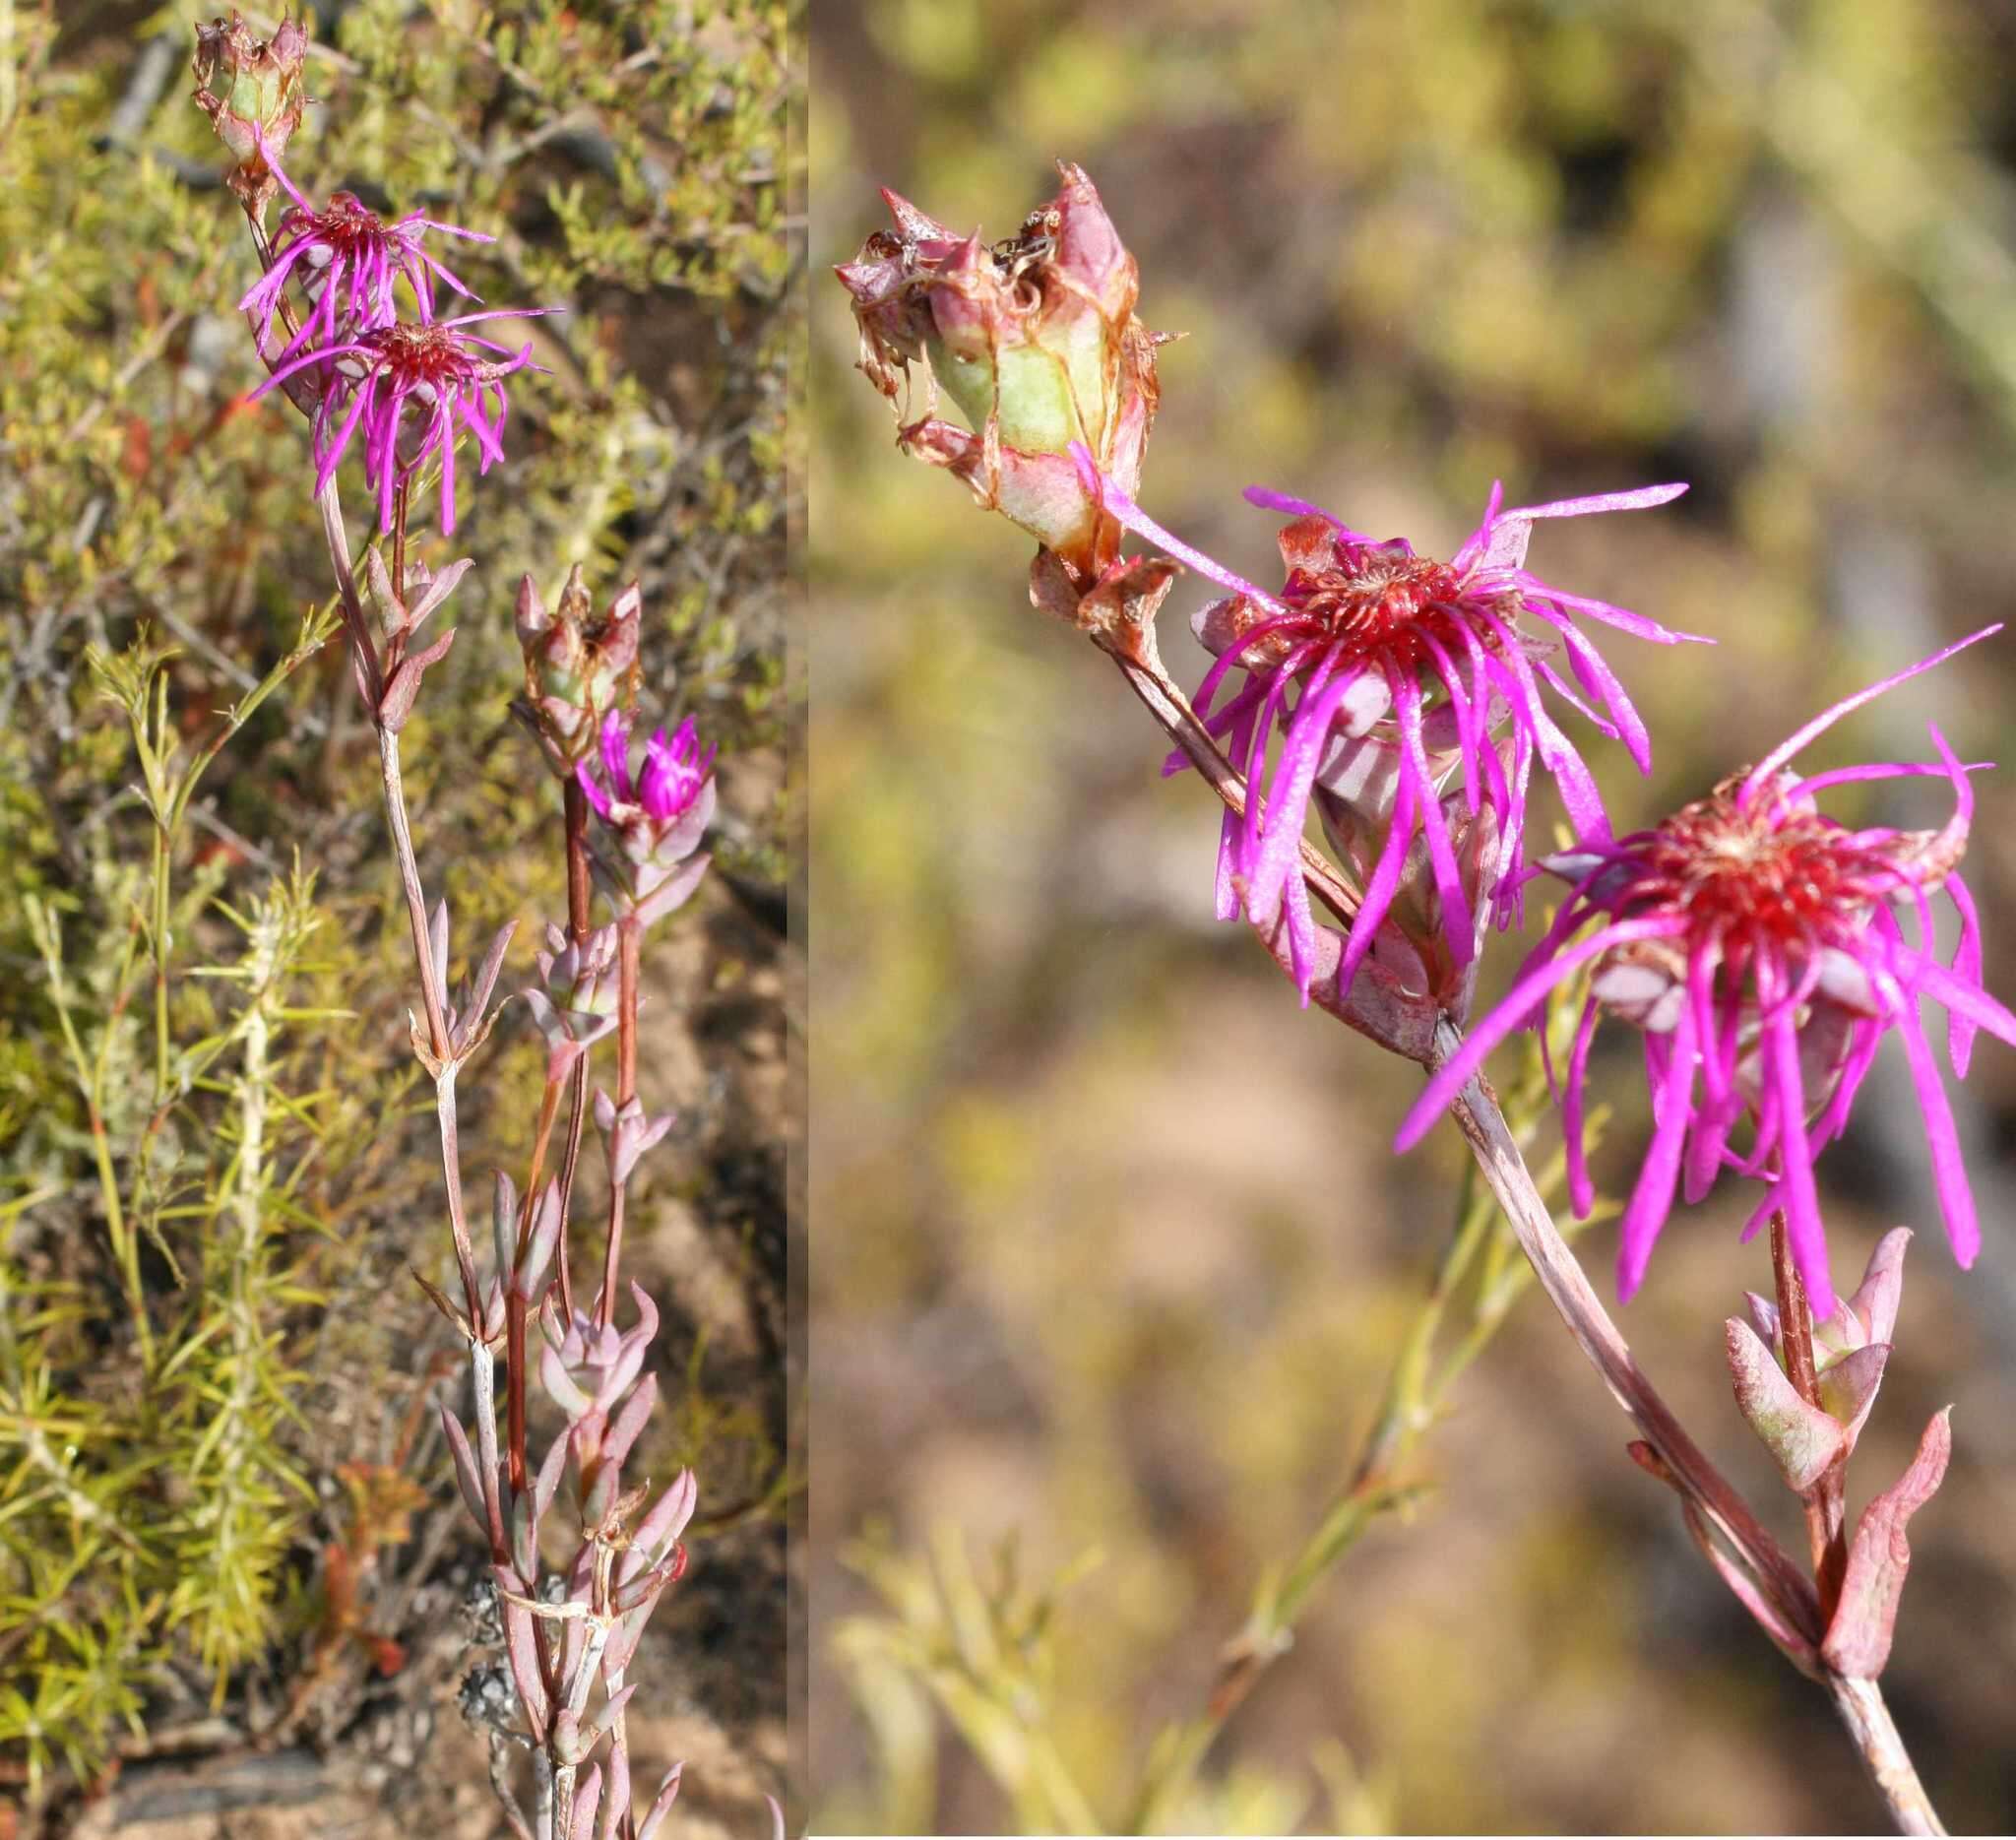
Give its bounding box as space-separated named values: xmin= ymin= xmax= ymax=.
xmin=635 ymin=1764 xmax=684 ymax=1840
xmin=1815 ymin=1341 xmax=1892 ymax=1450
xmin=601 ymin=1372 xmax=660 ymax=1474
xmin=428 ymin=898 xmax=451 ymax=995
xmin=1725 ymin=1317 xmax=1845 ymax=1491
xmin=635 ymin=1469 xmax=699 ymax=1561
xmin=1809 ymin=1298 xmax=1868 ymax=1364
xmin=633 ymin=851 xmax=713 ymax=930
xmin=499 ymin=1594 xmax=552 ymax=1741
xmin=568 ymin=1764 xmax=602 ymax=1840
xmin=613 ymin=1543 xmax=688 ymax=1615
xmin=406 ymin=555 xmax=475 ymax=630
xmin=1821 ymin=1407 xmax=1954 ymax=1679
xmin=461 ymin=920 xmax=518 ymax=1046
xmin=514 ymin=1179 xmax=564 ymax=1300
xmin=438 ymin=1405 xmax=486 ymax=1528
xmin=1849 ymin=1226 xmax=1913 ymax=1348
xmin=488 ymin=1172 xmax=519 ymax=1279
xmin=1744 ymin=1290 xmax=1782 ymax=1351
xmin=541 ymin=1342 xmax=596 ymax=1420
xmin=583 ymin=1682 xmax=637 ymax=1752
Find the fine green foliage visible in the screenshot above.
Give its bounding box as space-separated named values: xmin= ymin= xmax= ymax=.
xmin=1 ymin=0 xmax=797 ymax=1814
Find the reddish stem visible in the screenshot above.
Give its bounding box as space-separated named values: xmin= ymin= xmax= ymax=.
xmin=598 ymin=919 xmax=642 ymax=1331
xmin=549 ymin=781 xmax=595 ymax=1321
xmin=1771 ymin=1213 xmax=1850 ymax=1613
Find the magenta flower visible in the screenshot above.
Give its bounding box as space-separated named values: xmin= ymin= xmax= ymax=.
xmin=579 ymin=711 xmax=715 ymax=827
xmin=1077 ymin=452 xmax=1701 ymax=1002
xmin=577 ymin=710 xmax=717 ymax=928
xmin=252 ymin=309 xmax=551 ymax=534
xmin=1398 ymin=628 xmax=2010 ymax=1314
xmin=240 ymin=177 xmax=490 ymax=364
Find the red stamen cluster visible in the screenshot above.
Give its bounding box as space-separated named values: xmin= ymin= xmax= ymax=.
xmin=1626 ymin=781 xmax=1883 ymax=952
xmin=1283 ymin=540 xmax=1473 ymax=672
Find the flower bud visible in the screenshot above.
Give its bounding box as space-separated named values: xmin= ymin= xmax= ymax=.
xmin=514 ymin=568 xmax=643 ymax=774
xmin=191 ymin=12 xmax=308 ymax=211
xmin=838 ymin=163 xmax=1162 ymax=583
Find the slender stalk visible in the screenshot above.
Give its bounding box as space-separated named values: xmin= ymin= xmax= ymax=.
xmin=375 ymin=727 xmax=452 ymax=1065
xmin=1437 ymin=1021 xmax=1820 ymax=1634
xmin=30 ymin=899 xmax=153 ymax=1367
xmin=1771 ymin=1213 xmax=1849 ymax=1612
xmin=1828 ymin=1675 xmax=1948 ymax=1838
xmin=393 ymin=480 xmax=409 ymax=605
xmin=1440 ymin=1027 xmax=1943 ymax=1835
xmin=509 ymin=1072 xmax=567 ymax=1497
xmin=597 ymin=919 xmax=641 ymax=1329
xmin=151 ymin=821 xmax=171 ymax=1102
xmin=552 ymin=778 xmax=596 ymax=1320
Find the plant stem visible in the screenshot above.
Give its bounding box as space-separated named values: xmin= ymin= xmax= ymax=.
xmin=393 ymin=481 xmax=408 ymax=604
xmin=151 ymin=821 xmax=171 ymax=1102
xmin=597 ymin=919 xmax=641 ymax=1329
xmin=1771 ymin=1213 xmax=1849 ymax=1612
xmin=553 ymin=779 xmax=595 ymax=1321
xmin=1827 ymin=1674 xmax=1949 ymax=1838
xmin=376 ymin=728 xmax=453 ymax=1064
xmin=1436 ymin=1019 xmax=1821 ymax=1631
xmin=1438 ymin=1023 xmax=1944 ymax=1834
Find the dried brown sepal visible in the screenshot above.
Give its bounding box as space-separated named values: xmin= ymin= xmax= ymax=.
xmin=191 ymin=12 xmax=309 ymax=217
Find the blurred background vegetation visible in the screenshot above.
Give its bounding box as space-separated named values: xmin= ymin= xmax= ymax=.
xmin=1 ymin=1 xmax=799 ymax=1832
xmin=810 ymin=0 xmax=2016 ymax=1831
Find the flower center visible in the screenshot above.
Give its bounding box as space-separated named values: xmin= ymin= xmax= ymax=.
xmin=366 ymin=321 xmax=472 ymax=388
xmin=1285 ymin=539 xmax=1477 ymax=671
xmin=1630 ymin=786 xmax=1880 ymax=948
xmin=300 ymin=192 xmax=391 ymax=257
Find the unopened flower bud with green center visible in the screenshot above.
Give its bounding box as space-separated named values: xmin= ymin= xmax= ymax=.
xmin=191 ymin=12 xmax=308 ymax=210
xmin=514 ymin=567 xmax=642 ymax=774
xmin=838 ymin=162 xmax=1161 ymax=585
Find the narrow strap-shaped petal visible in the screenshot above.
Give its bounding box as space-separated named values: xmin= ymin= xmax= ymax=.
xmin=1504 ymin=481 xmax=1688 ymax=521
xmin=1336 ymin=765 xmax=1418 ymax=996
xmin=1563 ymin=991 xmax=1602 ymax=1218
xmin=1616 ymin=999 xmax=1699 ymax=1301
xmin=1069 ymin=443 xmax=1288 ymax=613
xmin=1762 ymin=957 xmax=1836 ymax=1314
xmin=1239 ymin=483 xmax=1380 ymax=545
xmin=1887 ymin=971 xmax=1982 ymax=1269
xmin=1393 ymin=670 xmax=1472 ymax=967
xmin=1740 ymin=625 xmax=2001 ymax=805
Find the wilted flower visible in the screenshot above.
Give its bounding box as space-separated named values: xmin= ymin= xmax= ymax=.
xmin=241 ymin=176 xmax=490 ymax=365
xmin=514 ymin=569 xmax=643 ymax=773
xmin=191 ymin=12 xmax=307 ymax=207
xmin=577 ymin=710 xmax=716 ymax=928
xmin=1080 ymin=457 xmax=1699 ymax=1007
xmin=838 ymin=163 xmax=1161 ymax=582
xmin=251 ymin=309 xmax=552 ymax=534
xmin=1399 ymin=629 xmax=2012 ymax=1313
